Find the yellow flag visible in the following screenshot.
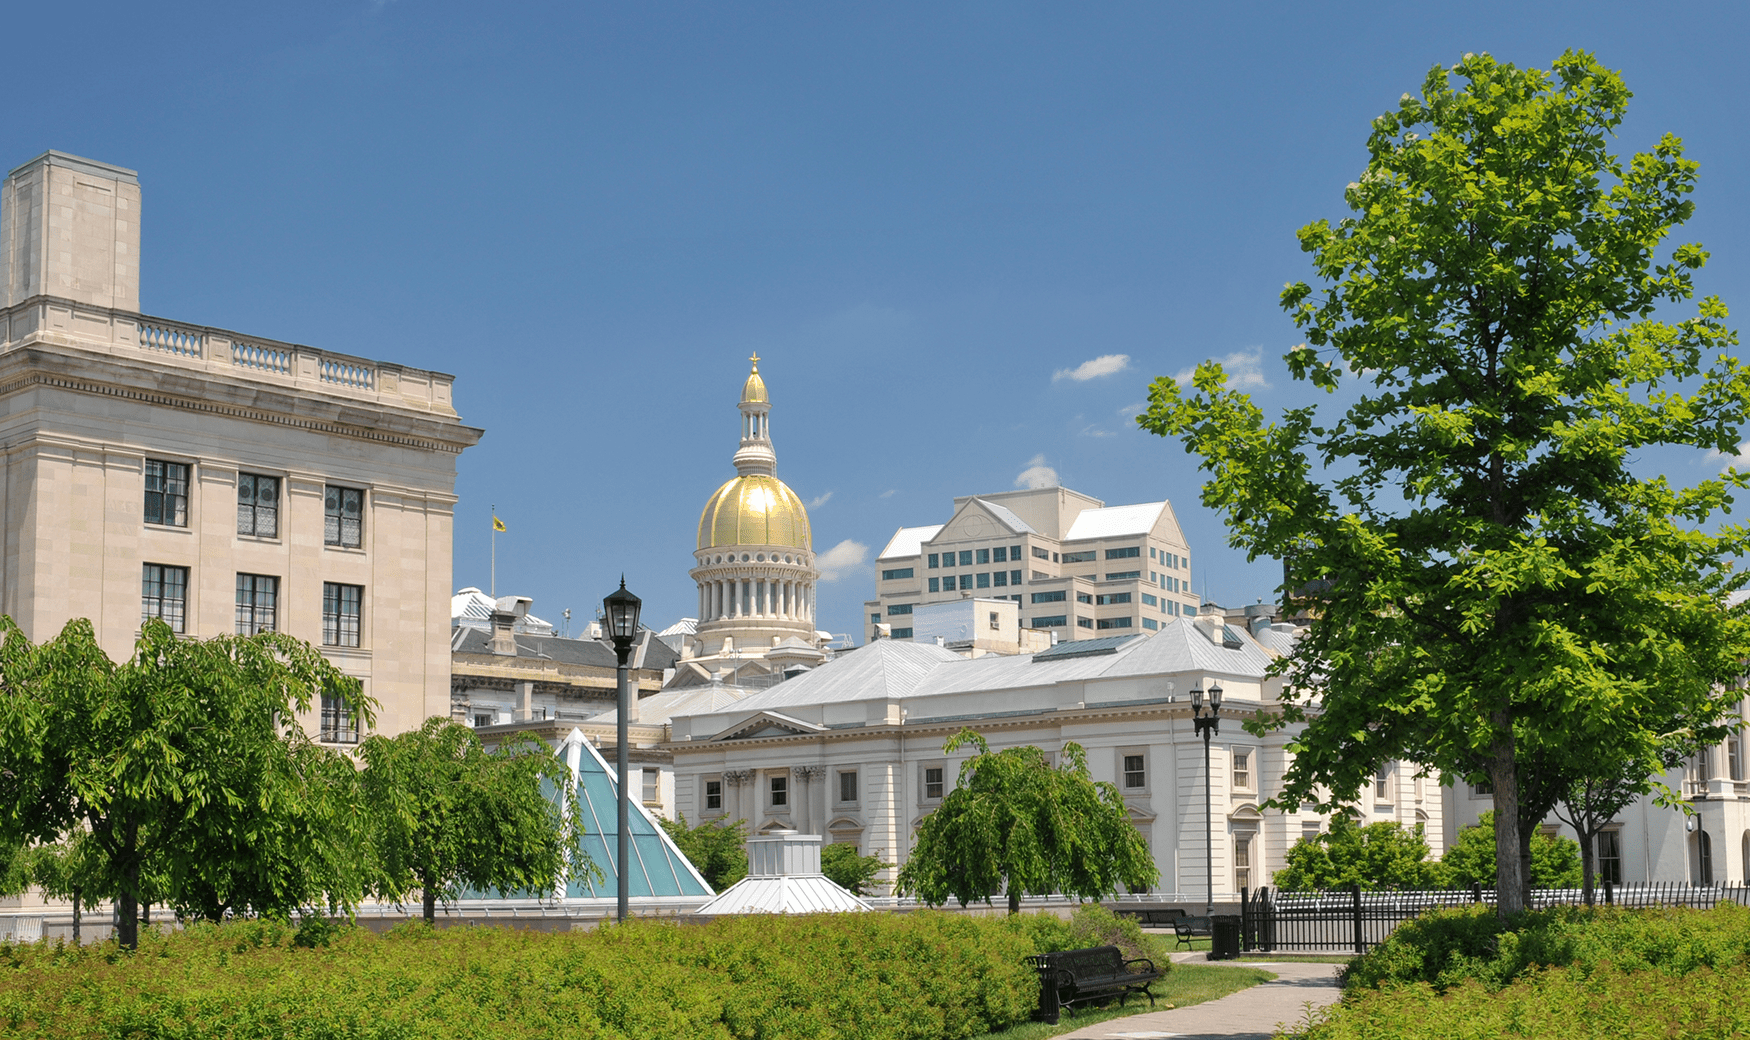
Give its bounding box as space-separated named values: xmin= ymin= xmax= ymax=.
xmin=492 ymin=515 xmax=506 ymax=532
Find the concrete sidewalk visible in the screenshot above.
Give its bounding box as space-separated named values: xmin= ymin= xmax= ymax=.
xmin=1052 ymin=955 xmax=1342 ymax=1040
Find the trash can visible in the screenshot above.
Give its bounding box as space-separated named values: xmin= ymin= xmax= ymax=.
xmin=1032 ymin=953 xmax=1061 ymax=1024
xmin=1210 ymin=914 xmax=1242 ymax=961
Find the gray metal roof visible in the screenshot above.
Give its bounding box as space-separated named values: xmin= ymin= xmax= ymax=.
xmin=694 ymin=873 xmax=872 ymax=915
xmin=971 ymin=498 xmax=1038 ymax=535
xmin=717 ymin=638 xmax=963 ymax=711
xmin=451 ymin=626 xmax=680 ymax=671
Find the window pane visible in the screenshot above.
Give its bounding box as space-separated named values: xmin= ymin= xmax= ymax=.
xmin=839 ymin=771 xmax=857 ymax=802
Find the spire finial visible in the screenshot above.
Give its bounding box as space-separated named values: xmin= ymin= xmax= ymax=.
xmin=749 ymin=352 xmax=760 ymax=372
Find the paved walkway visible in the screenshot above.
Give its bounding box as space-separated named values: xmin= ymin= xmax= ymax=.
xmin=1053 ymin=954 xmax=1342 ymax=1040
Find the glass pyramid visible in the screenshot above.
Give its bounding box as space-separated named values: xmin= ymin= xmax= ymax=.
xmin=561 ymin=730 xmax=714 ymax=899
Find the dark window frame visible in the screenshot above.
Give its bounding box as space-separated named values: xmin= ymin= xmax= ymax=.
xmin=324 ymin=485 xmax=365 ymax=548
xmin=234 ymin=572 xmax=279 ymax=635
xmin=141 ymin=563 xmax=189 ymax=632
xmin=144 ymin=460 xmax=190 ymax=528
xmin=322 ymin=582 xmax=364 ymax=647
xmin=236 ymin=473 xmax=280 ymax=538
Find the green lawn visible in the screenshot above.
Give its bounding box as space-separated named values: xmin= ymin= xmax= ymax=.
xmin=970 ymin=936 xmax=1276 ymax=1040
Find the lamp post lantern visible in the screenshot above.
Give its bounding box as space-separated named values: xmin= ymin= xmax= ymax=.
xmin=602 ymin=578 xmax=642 ymax=923
xmin=1189 ymin=681 xmax=1223 ymax=916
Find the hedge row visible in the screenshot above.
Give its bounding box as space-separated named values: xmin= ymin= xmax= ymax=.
xmin=0 ymin=906 xmax=1153 ymax=1040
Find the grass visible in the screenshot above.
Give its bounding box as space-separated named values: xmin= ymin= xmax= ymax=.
xmin=969 ymin=935 xmax=1277 ymax=1040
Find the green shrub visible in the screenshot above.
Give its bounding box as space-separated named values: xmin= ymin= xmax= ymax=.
xmin=1003 ymin=904 xmax=1164 ymax=967
xmin=1340 ymin=902 xmax=1750 ymax=994
xmin=0 ymin=911 xmax=1043 ymax=1039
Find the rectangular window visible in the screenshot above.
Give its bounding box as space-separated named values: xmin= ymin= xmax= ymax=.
xmin=888 ymin=603 xmax=913 ymax=616
xmin=960 ymin=575 xmax=976 ymax=591
xmin=1598 ymin=830 xmax=1623 ymax=884
xmin=928 ymin=577 xmax=940 ymax=593
xmin=234 ymin=573 xmax=279 ymax=635
xmin=705 ymin=779 xmax=723 ymax=811
xmin=141 ymin=564 xmax=189 ymax=632
xmin=927 ymin=553 xmax=939 ymax=568
xmin=1375 ymin=766 xmax=1392 ymax=801
xmin=1105 ymin=571 xmax=1141 ymax=581
xmin=1096 ymin=592 xmax=1132 ymax=605
xmin=1472 ymin=778 xmax=1494 ymax=797
xmin=1150 ymin=547 xmax=1158 ymax=560
xmin=1233 ymin=750 xmax=1252 ymax=790
xmin=976 ymin=548 xmax=990 ymax=565
xmin=643 ymin=769 xmax=659 ymax=805
xmin=839 ymin=770 xmax=858 ymax=803
xmin=322 ymin=582 xmax=363 ymax=647
xmin=1011 ymin=545 xmax=1021 ymax=560
xmin=1142 ymin=617 xmax=1158 ymax=629
xmin=1095 ymin=617 xmax=1132 ymax=629
xmin=144 ymin=460 xmax=190 ymax=527
xmin=320 ymin=691 xmax=359 ymax=744
xmin=993 ymin=546 xmax=1008 ymax=563
xmin=881 ymin=567 xmax=914 ymax=580
xmin=993 ymin=570 xmax=1008 ymax=587
xmin=976 ymin=572 xmax=990 ymax=588
xmin=1010 ymin=569 xmax=1022 ymax=585
xmin=324 ymin=485 xmax=364 ymax=548
xmin=1033 ymin=614 xmax=1067 ymax=627
xmin=1032 ymin=546 xmax=1050 ymax=560
xmin=988 ymin=611 xmax=1000 ymax=630
xmin=1076 ymin=617 xmax=1093 ymax=628
xmin=924 ymin=766 xmax=944 ymax=800
xmin=891 ymin=627 xmax=913 ymax=638
xmin=770 ymin=774 xmax=788 ymax=807
xmin=236 ymin=473 xmax=280 ymax=537
xmin=959 ymin=550 xmax=973 ymax=567
xmin=1731 ymin=737 xmax=1743 ymax=782
xmin=1106 ymin=546 xmax=1141 ymax=559
xmin=1142 ymin=593 xmax=1158 ymax=606
xmin=1124 ymin=754 xmax=1146 ymax=789
xmin=1076 ymin=592 xmax=1092 ymax=604
xmin=1234 ymin=829 xmax=1254 ymax=891
xmin=1033 ymin=570 xmax=1051 ymax=580
xmin=871 ymin=612 xmax=882 ymax=624
xmin=1062 ymin=550 xmax=1096 ymax=563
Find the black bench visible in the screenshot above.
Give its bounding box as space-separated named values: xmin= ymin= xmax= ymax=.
xmin=1173 ymin=915 xmax=1213 ymax=949
xmin=1030 ymin=944 xmax=1162 ymax=1014
xmin=1112 ymin=905 xmax=1187 ymax=928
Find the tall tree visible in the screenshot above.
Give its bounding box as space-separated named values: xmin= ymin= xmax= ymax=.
xmin=0 ymin=618 xmax=375 ymax=948
xmin=1139 ymin=51 xmax=1750 ymax=916
xmin=1274 ymin=815 xmax=1442 ymax=892
xmin=360 ymin=718 xmax=583 ymax=923
xmin=895 ymin=731 xmax=1155 ymax=914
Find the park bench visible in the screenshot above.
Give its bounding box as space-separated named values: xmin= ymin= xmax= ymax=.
xmin=1030 ymin=944 xmax=1163 ymax=1012
xmin=1173 ymin=915 xmax=1213 ymax=949
xmin=1111 ymin=905 xmax=1186 ymax=928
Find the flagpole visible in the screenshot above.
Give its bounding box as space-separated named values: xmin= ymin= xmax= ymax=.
xmin=491 ymin=502 xmax=497 ymax=599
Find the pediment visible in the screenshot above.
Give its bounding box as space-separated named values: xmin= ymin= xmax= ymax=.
xmin=935 ymin=498 xmax=1030 ymax=544
xmin=1125 ymin=803 xmax=1159 ymax=822
xmin=1228 ymin=803 xmax=1264 ymax=820
xmin=709 ymin=710 xmax=825 ymax=742
xmin=827 ymin=815 xmax=865 ymax=832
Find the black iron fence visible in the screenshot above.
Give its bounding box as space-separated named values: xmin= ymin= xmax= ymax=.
xmin=1240 ymin=881 xmax=1750 ymax=955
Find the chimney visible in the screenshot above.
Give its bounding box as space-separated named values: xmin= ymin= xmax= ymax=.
xmin=2 ymin=152 xmax=141 ymax=311
xmin=490 ymin=611 xmax=518 ymax=655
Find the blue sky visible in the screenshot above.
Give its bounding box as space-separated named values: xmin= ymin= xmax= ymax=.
xmin=14 ymin=2 xmax=1750 ymax=639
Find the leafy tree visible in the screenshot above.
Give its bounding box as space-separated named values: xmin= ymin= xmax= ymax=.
xmin=821 ymin=842 xmax=892 ymax=896
xmin=0 ymin=618 xmax=374 ymax=948
xmin=894 ymin=730 xmax=1155 ymax=914
xmin=17 ymin=835 xmax=108 ymax=945
xmin=1440 ymin=812 xmax=1582 ymax=890
xmin=658 ymin=814 xmax=748 ymax=891
xmin=1273 ymin=815 xmax=1442 ymax=891
xmin=360 ymin=717 xmax=583 ymax=923
xmin=1138 ymin=50 xmax=1750 ymax=917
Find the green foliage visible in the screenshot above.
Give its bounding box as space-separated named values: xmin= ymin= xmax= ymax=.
xmin=1275 ymin=815 xmax=1443 ymax=891
xmin=1439 ymin=812 xmax=1582 ymax=890
xmin=0 ymin=911 xmax=1044 ymax=1040
xmin=1006 ymin=903 xmax=1163 ymax=966
xmin=821 ymin=842 xmax=892 ymax=895
xmin=360 ymin=717 xmax=584 ymax=923
xmin=658 ymin=813 xmax=749 ymax=891
xmin=896 ymin=731 xmax=1157 ymax=913
xmin=1137 ymin=50 xmax=1750 ymax=917
xmin=0 ymin=617 xmax=375 ymax=947
xmin=1340 ymin=902 xmax=1750 ymax=995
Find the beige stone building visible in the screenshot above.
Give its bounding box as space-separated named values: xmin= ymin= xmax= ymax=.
xmin=866 ymin=487 xmax=1200 ymax=645
xmin=0 ymin=150 xmax=481 ymax=741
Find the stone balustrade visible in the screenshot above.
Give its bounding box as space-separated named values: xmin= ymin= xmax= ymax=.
xmin=0 ymin=294 xmax=456 ymax=417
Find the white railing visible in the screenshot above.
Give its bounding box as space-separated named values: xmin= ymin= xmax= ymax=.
xmin=232 ymin=340 xmax=290 ymax=375
xmin=138 ymin=321 xmax=203 ymax=358
xmin=320 ymin=357 xmax=373 ymax=389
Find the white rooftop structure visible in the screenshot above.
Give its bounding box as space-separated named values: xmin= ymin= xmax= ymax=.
xmin=451 ymin=587 xmax=555 ymax=635
xmin=1063 ymin=501 xmax=1167 ymax=541
xmin=694 ymin=831 xmax=871 ymax=915
xmin=878 ymin=524 xmax=946 ymax=561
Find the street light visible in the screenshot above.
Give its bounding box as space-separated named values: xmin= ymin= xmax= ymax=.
xmin=602 ymin=578 xmax=642 ymax=923
xmin=1189 ymin=681 xmax=1223 ymax=916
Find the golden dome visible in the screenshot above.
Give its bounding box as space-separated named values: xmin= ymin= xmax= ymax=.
xmin=698 ymin=474 xmax=811 ymax=550
xmin=741 ymin=354 xmax=769 ymax=405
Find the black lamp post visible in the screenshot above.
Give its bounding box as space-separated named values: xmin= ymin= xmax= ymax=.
xmin=1189 ymin=681 xmax=1223 ymax=917
xmin=602 ymin=578 xmax=641 ymax=923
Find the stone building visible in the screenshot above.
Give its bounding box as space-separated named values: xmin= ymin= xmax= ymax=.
xmin=865 ymin=487 xmax=1200 ymax=645
xmin=0 ymin=150 xmax=480 ymax=741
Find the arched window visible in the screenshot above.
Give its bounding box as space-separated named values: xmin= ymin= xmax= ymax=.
xmin=1698 ymin=829 xmax=1715 ymax=886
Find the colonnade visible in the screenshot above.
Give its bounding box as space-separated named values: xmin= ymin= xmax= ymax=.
xmin=698 ymin=576 xmax=814 ymax=624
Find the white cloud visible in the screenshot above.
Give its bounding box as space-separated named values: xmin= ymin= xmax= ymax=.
xmin=1053 ymin=353 xmax=1131 ymax=383
xmin=1709 ymin=443 xmax=1750 ymax=471
xmin=1174 ymin=346 xmax=1269 ymax=390
xmin=1080 ymin=424 xmax=1115 ymax=438
xmin=816 ymin=539 xmax=869 ymax=582
xmin=809 ymin=491 xmax=834 ymax=509
xmin=1015 ymin=454 xmax=1059 ymax=489
xmin=1117 ymin=401 xmax=1146 ymax=418
xmin=879 ymin=489 xmax=897 ymax=499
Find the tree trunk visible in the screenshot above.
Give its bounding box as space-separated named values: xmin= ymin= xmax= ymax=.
xmin=1007 ymin=875 xmax=1020 ymax=915
xmin=116 ymin=819 xmax=139 ymax=950
xmin=422 ymin=881 xmax=437 ymax=926
xmin=72 ymin=892 xmax=81 ymax=946
xmin=1488 ymin=724 xmax=1526 ymax=918
xmin=1579 ymin=828 xmax=1596 ymax=906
